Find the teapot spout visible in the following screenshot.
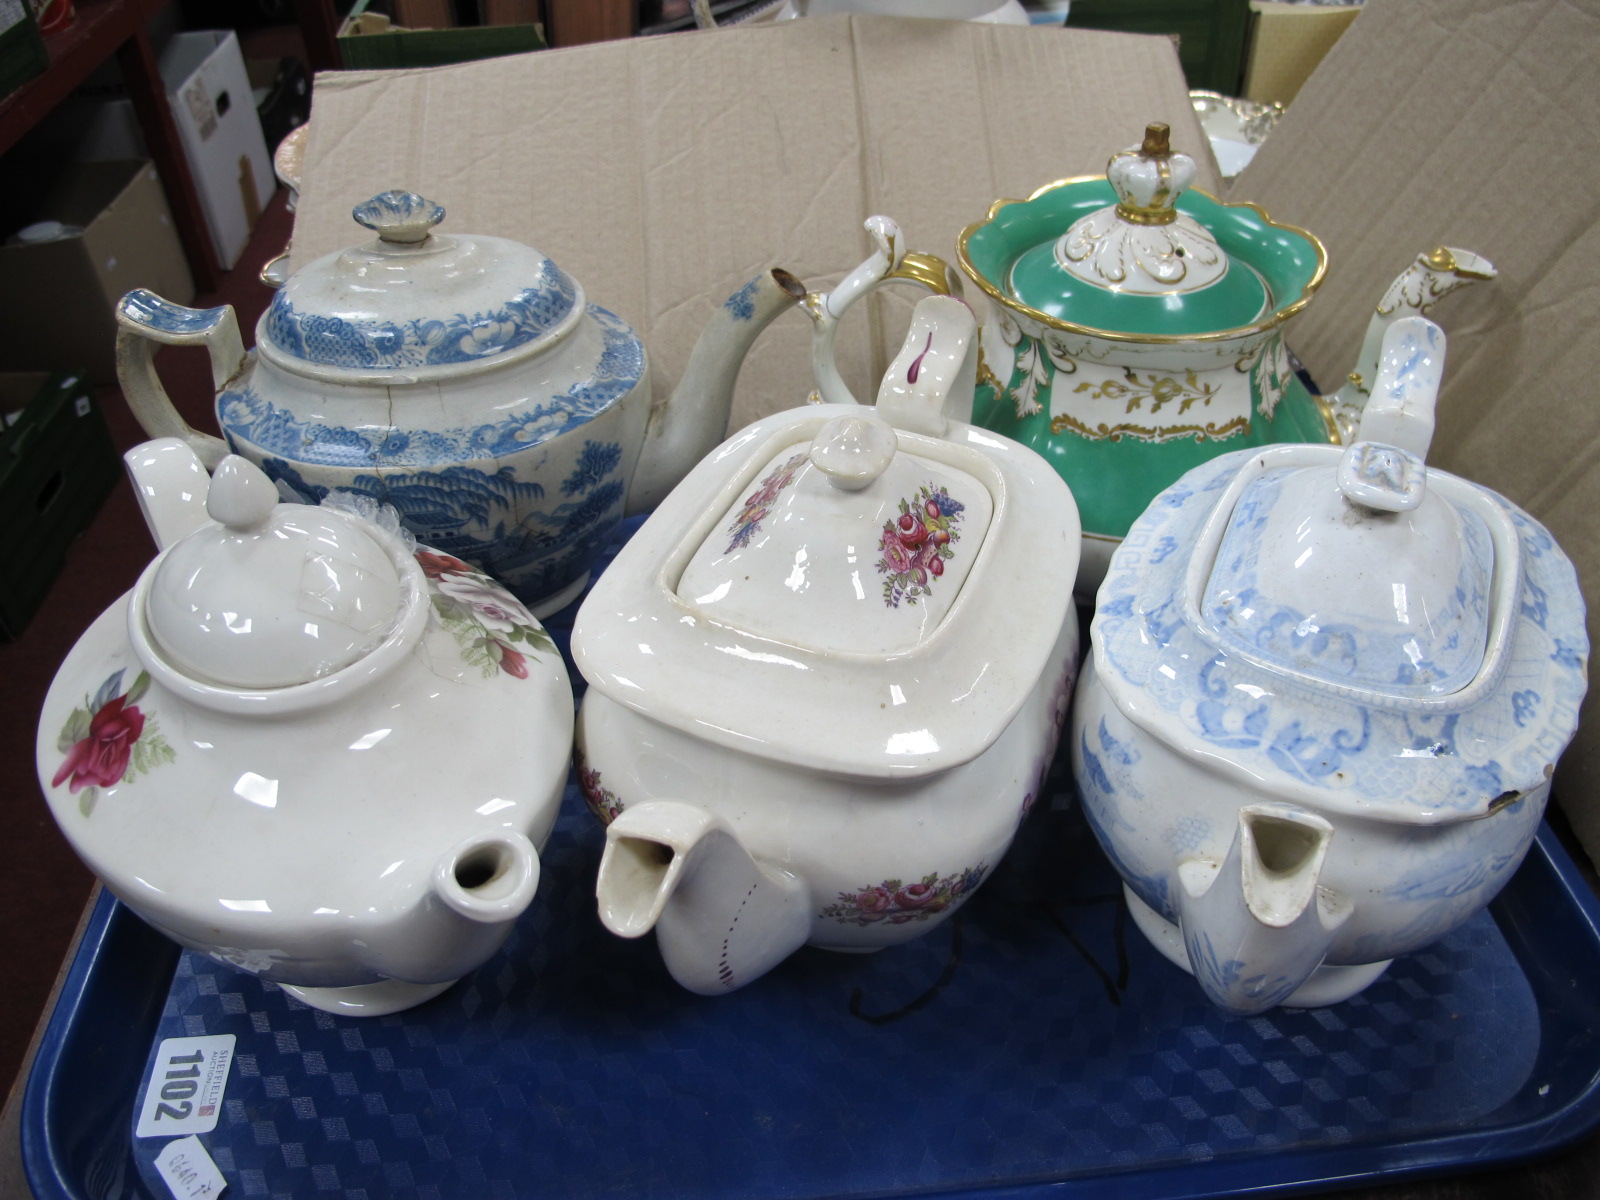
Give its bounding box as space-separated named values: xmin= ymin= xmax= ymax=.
xmin=362 ymin=830 xmax=541 ymax=987
xmin=597 ymin=800 xmax=811 ymax=995
xmin=1327 ymin=247 xmax=1495 ymax=442
xmin=626 ymin=269 xmax=808 ymax=515
xmin=1176 ymin=804 xmax=1351 ymax=1015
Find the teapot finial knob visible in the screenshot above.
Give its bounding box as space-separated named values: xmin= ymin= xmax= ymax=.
xmin=1054 ymin=123 xmax=1223 ymax=292
xmin=352 ymin=190 xmax=447 ymax=245
xmin=809 ymin=415 xmax=898 ymax=491
xmin=1107 ymin=122 xmax=1195 ymax=227
xmin=206 ymin=455 xmax=280 ymax=531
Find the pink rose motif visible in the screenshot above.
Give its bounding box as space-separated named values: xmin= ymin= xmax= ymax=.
xmin=881 ymin=536 xmax=913 ymax=575
xmin=856 ymin=887 xmax=894 ymax=913
xmin=54 ymin=696 xmax=145 ymax=794
xmin=415 ymin=550 xmax=475 ymax=580
xmin=436 ymin=571 xmax=536 ymax=635
xmin=493 ymin=641 xmax=529 ymax=679
xmin=894 ymin=882 xmax=938 ymax=909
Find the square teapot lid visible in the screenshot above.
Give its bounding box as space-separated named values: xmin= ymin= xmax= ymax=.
xmin=573 ymin=405 xmax=1080 ymax=780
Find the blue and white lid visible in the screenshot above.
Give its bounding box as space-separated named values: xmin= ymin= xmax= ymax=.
xmin=257 ymin=190 xmax=585 ymax=378
xmin=1091 ymin=320 xmax=1589 ymax=822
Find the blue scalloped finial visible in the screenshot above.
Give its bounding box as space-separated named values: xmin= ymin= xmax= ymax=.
xmin=352 ymin=191 xmax=446 ymax=244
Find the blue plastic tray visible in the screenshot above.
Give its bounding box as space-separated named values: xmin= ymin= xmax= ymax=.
xmin=21 ymin=526 xmax=1600 ymax=1200
xmin=23 ymin=793 xmax=1600 ymax=1199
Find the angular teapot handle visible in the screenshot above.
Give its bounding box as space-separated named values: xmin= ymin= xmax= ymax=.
xmin=875 ymin=295 xmax=978 ymax=438
xmin=1326 ymin=247 xmax=1493 ymax=443
xmin=115 ymin=289 xmax=241 ymax=470
xmin=1336 ymin=317 xmax=1444 ymax=515
xmin=807 ymin=216 xmax=963 ymax=409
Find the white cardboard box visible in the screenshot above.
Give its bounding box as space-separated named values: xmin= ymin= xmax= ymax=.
xmin=161 ymin=30 xmax=275 ymax=269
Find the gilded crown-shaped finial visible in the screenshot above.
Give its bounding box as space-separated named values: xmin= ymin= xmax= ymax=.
xmin=1107 ymin=122 xmax=1196 ymax=227
xmin=1053 ymin=122 xmax=1225 ymax=294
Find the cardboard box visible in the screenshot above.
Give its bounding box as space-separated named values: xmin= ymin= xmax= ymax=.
xmin=0 ymin=160 xmax=195 ymax=384
xmin=1241 ymin=0 xmax=1360 ymax=105
xmin=0 ymin=372 xmax=120 ymax=640
xmin=293 ymin=16 xmax=1208 ymax=438
xmin=160 ymin=30 xmax=276 ymax=269
xmin=287 ymin=4 xmax=1600 ymax=863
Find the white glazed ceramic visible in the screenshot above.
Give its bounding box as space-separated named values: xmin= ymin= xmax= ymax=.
xmin=36 ymin=441 xmax=574 ymax=1016
xmin=572 ymin=295 xmax=1082 ymax=994
xmin=116 ymin=197 xmax=950 ymax=616
xmin=1070 ymin=317 xmax=1589 ymax=1014
xmin=1188 ymin=91 xmax=1284 ymax=179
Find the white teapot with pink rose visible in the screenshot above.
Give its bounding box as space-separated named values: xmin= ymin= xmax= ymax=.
xmin=36 ymin=439 xmax=574 ymax=1016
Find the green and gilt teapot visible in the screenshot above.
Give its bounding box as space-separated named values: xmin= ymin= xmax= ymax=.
xmin=958 ymin=123 xmax=1495 ymax=593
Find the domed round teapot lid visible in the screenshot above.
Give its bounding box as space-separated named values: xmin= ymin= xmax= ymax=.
xmin=142 ymin=457 xmax=406 ymax=688
xmin=958 ymin=123 xmax=1326 ymax=340
xmin=258 ymin=190 xmax=584 ymax=378
xmin=574 ymin=296 xmax=1082 ymax=779
xmin=1090 ymin=319 xmax=1589 ymax=822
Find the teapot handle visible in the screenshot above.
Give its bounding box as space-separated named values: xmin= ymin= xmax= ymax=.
xmin=807 ymin=216 xmax=962 ymax=409
xmin=1325 ymin=247 xmax=1493 ymax=443
xmin=875 ymin=295 xmax=978 ymax=438
xmin=115 ymin=290 xmax=242 ymax=470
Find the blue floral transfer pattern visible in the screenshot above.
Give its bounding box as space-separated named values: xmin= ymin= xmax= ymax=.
xmin=221 ymin=308 xmax=643 ymax=469
xmin=1202 ymin=466 xmax=1494 ymax=697
xmin=723 ymin=278 xmax=759 ymax=321
xmin=119 ymin=289 xmax=231 ymax=336
xmin=1091 ymin=448 xmax=1588 ymax=819
xmin=262 ymin=259 xmax=581 ymax=370
xmin=1182 ymin=927 xmax=1303 ymax=1015
xmin=262 ymin=458 xmax=625 ymax=603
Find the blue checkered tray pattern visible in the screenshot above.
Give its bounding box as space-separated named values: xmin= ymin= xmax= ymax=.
xmin=108 ymin=785 xmax=1598 ymax=1200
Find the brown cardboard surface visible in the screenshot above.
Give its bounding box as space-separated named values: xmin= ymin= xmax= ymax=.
xmin=291 ymin=14 xmax=1212 ymax=436
xmin=1233 ymin=0 xmax=1600 ymax=859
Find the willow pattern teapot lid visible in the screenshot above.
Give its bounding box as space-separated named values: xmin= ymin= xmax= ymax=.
xmin=259 ymin=190 xmax=584 ymax=379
